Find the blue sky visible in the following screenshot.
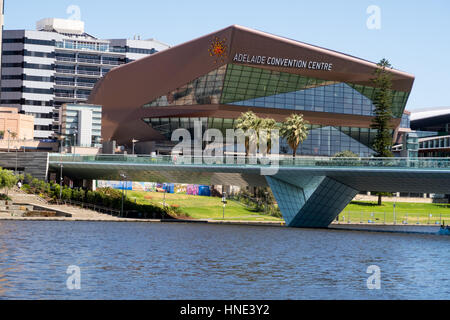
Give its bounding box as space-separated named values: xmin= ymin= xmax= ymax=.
xmin=4 ymin=0 xmax=450 ymax=110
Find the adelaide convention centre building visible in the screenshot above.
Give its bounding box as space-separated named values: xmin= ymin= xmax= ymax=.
xmin=89 ymin=25 xmax=415 ymax=157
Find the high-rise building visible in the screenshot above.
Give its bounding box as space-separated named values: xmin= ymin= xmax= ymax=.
xmin=1 ymin=18 xmax=170 ymax=140
xmin=59 ymin=103 xmax=102 ymax=148
xmin=0 ymin=0 xmax=4 ymax=88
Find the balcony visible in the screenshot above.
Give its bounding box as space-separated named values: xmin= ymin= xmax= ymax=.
xmin=78 ymin=58 xmax=102 ymax=65
xmin=55 ymin=81 xmax=76 ymax=87
xmin=102 ymin=60 xmax=121 ymax=66
xmin=77 ymin=70 xmax=101 ymax=76
xmin=55 ymin=92 xmax=75 ymax=98
xmin=55 ymin=69 xmax=76 ymax=75
xmin=55 ymin=42 xmax=126 ymax=54
xmin=56 ymin=57 xmax=77 ymax=63
xmin=76 ymin=82 xmax=95 ymax=88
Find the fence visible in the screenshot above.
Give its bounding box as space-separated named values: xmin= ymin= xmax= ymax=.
xmin=53 ymin=199 xmax=121 ymax=217
xmin=336 ymin=211 xmax=450 ymax=225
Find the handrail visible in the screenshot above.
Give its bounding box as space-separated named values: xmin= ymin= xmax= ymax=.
xmin=48 ymin=154 xmax=450 ymax=170
xmin=54 ymin=199 xmax=121 ymax=216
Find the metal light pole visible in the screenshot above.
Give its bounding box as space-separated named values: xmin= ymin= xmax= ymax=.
xmin=222 ymin=192 xmax=227 ymax=220
xmin=120 ymin=173 xmax=126 ymax=217
xmin=7 ymin=129 xmax=11 ymax=153
xmin=72 ymin=130 xmax=78 ymax=155
xmin=393 ymin=198 xmax=397 ymax=225
xmin=132 ymin=139 xmax=139 ymax=155
xmin=60 ymin=163 xmax=64 ymax=201
xmin=57 ymin=133 xmax=66 ymax=202
xmin=163 ymin=187 xmax=167 ymax=208
xmin=15 ymin=147 xmax=18 ymax=175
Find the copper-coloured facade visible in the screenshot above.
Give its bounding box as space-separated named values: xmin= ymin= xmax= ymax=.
xmin=89 ymin=25 xmax=415 ymax=156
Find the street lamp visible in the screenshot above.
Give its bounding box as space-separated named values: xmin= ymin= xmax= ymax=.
xmin=15 ymin=145 xmax=18 ymax=175
xmin=72 ymin=129 xmax=78 ymax=155
xmin=7 ymin=129 xmax=11 ymax=153
xmin=222 ymin=192 xmax=228 ymax=220
xmin=132 ymin=139 xmax=139 ymax=155
xmin=56 ymin=132 xmax=66 ymax=202
xmin=120 ymin=173 xmax=127 ymax=217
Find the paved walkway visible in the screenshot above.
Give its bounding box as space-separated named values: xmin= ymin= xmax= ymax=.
xmin=2 ymin=189 xmax=134 ymax=222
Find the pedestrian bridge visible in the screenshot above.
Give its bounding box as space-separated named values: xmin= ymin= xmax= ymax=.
xmin=49 ymin=155 xmax=450 ymax=228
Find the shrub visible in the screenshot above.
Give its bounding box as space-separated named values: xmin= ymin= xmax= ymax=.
xmin=22 ymin=184 xmax=32 ymax=194
xmin=61 ymin=187 xmax=72 ymax=201
xmin=0 ymin=194 xmax=12 ymax=201
xmin=86 ymin=190 xmax=96 ymax=204
xmin=165 ymin=205 xmax=186 ymax=218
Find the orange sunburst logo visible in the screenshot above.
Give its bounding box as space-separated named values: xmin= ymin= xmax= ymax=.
xmin=209 ymin=36 xmax=228 ymax=63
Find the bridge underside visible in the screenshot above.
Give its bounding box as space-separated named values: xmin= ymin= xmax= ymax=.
xmin=50 ymin=163 xmax=450 ymax=229
xmin=266 ymin=176 xmax=358 ymax=228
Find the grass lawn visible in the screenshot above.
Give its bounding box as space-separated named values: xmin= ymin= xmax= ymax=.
xmin=126 ymin=191 xmax=450 ymax=225
xmin=127 ymin=191 xmax=283 ymax=222
xmin=341 ymin=201 xmax=450 ymax=225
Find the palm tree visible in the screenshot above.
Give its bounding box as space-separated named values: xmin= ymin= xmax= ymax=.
xmin=260 ymin=118 xmax=279 ymax=155
xmin=280 ymin=114 xmax=309 ymax=158
xmin=235 ymin=111 xmax=261 ymax=156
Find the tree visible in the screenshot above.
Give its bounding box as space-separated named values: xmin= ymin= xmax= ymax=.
xmin=371 ymin=59 xmax=396 ymax=205
xmin=0 ymin=169 xmax=18 ymax=196
xmin=371 ymin=59 xmax=394 ymax=158
xmin=0 ymin=131 xmax=4 ymax=140
xmin=235 ymin=111 xmax=260 ymax=156
xmin=280 ymin=114 xmax=309 ymax=157
xmin=259 ymin=118 xmax=279 ymax=155
xmin=10 ymin=132 xmax=18 ymax=140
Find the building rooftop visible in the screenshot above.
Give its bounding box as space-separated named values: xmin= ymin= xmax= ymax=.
xmin=410 ymin=107 xmax=450 ymax=121
xmin=36 ymin=18 xmax=85 ymax=35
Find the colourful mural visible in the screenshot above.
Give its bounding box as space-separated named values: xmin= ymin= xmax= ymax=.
xmin=97 ymin=181 xmax=211 ymax=197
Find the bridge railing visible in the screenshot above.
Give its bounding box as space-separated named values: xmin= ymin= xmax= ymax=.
xmin=49 ymin=154 xmax=450 ymax=170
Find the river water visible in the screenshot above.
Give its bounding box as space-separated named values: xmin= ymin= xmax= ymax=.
xmin=0 ymin=221 xmax=448 ymax=300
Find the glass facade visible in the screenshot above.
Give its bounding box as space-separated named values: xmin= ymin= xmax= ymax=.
xmin=400 ymin=113 xmax=411 ymax=129
xmin=143 ymin=66 xmax=226 ymax=107
xmin=145 ymin=64 xmax=409 ymax=118
xmin=144 ymin=117 xmax=378 ymax=157
xmin=142 ymin=64 xmax=410 ymax=157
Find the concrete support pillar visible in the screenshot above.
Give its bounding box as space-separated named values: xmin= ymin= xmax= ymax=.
xmin=102 ymin=141 xmax=116 ymax=154
xmin=266 ymin=175 xmax=358 ymax=228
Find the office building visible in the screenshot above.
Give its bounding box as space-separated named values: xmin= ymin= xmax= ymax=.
xmin=0 ymin=106 xmax=34 ymax=140
xmin=1 ymin=18 xmax=170 ymax=140
xmin=59 ymin=103 xmax=102 ymax=148
xmin=0 ymin=0 xmax=4 ymax=87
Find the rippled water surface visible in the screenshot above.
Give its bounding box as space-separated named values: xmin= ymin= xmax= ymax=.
xmin=0 ymin=221 xmax=448 ymax=300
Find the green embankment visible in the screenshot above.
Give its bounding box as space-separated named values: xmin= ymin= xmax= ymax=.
xmin=128 ymin=191 xmax=450 ymax=224
xmin=340 ymin=201 xmax=450 ymax=224
xmin=128 ymin=191 xmax=282 ymax=221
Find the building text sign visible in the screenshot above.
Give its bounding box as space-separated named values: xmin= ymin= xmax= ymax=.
xmin=233 ymin=53 xmax=333 ymax=71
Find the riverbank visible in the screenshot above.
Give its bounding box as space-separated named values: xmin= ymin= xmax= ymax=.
xmin=0 ymin=213 xmax=445 ymax=233
xmin=1 ymin=191 xmax=447 ymax=231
